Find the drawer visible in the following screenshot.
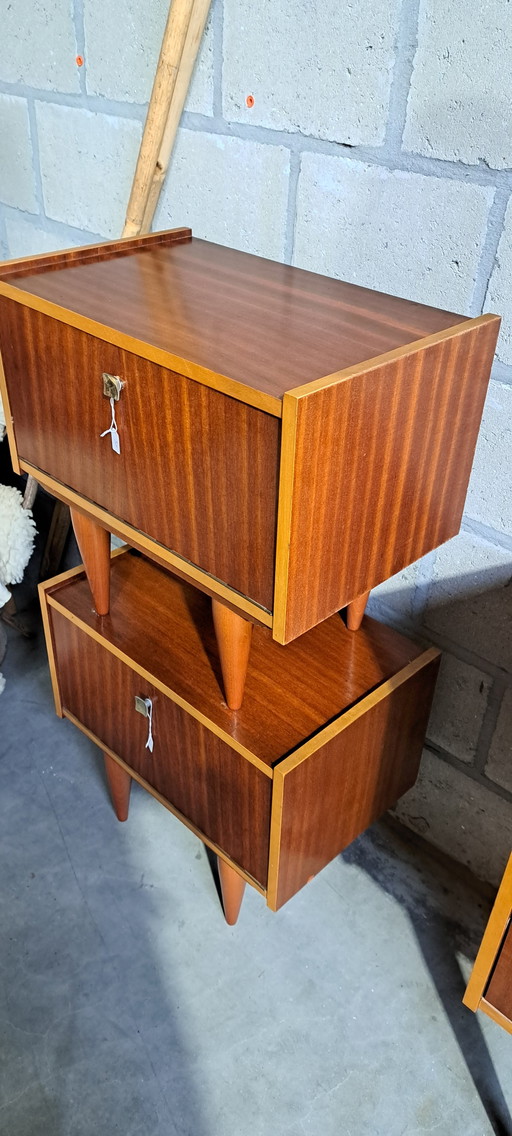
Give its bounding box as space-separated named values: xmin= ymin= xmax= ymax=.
xmin=51 ymin=608 xmax=272 ymax=886
xmin=1 ymin=301 xmax=279 ymax=611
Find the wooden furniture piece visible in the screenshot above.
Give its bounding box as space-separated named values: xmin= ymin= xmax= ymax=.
xmin=464 ymin=853 xmax=512 ymax=1034
xmin=0 ymin=228 xmax=499 ymax=707
xmin=39 ymin=547 xmax=440 ymax=920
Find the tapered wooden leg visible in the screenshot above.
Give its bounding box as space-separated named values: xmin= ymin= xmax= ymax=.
xmin=70 ymin=507 xmax=110 ymax=615
xmin=218 ymin=857 xmax=246 ymax=925
xmin=346 ymin=590 xmax=370 ymax=631
xmin=104 ymin=753 xmax=132 ymax=821
xmin=212 ymin=599 xmax=253 ymax=710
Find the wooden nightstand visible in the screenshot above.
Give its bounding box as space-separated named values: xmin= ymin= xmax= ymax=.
xmin=39 ymin=548 xmax=440 ymax=923
xmin=0 ymin=227 xmax=499 ymax=708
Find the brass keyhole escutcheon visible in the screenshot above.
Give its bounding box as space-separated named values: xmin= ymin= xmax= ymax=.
xmin=102 ymin=373 xmax=124 ymax=400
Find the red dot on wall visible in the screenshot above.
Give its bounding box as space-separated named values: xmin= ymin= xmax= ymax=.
xmin=245 ymin=94 xmax=254 ymax=108
xmin=76 ymin=55 xmax=84 ymax=66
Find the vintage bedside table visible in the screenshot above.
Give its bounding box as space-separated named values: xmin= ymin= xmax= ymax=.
xmin=39 ymin=547 xmax=440 ymax=923
xmin=0 ymin=227 xmax=499 ymax=708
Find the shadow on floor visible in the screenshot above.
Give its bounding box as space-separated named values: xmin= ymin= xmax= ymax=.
xmin=342 ymin=825 xmax=512 ymax=1136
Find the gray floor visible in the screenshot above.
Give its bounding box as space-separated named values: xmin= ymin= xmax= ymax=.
xmin=2 ymin=607 xmax=512 ymax=1136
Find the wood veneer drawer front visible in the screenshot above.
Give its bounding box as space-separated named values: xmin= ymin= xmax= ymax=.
xmin=50 ymin=610 xmax=271 ymax=885
xmin=0 ymin=301 xmax=279 ymax=610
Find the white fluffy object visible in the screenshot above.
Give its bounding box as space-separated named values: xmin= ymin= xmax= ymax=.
xmin=0 ymin=484 xmax=36 ymax=606
xmin=0 ymin=391 xmax=5 ymax=441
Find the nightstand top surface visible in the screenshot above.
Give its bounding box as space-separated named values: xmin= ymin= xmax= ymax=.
xmin=2 ymin=231 xmax=467 ymax=403
xmin=47 ymin=550 xmax=423 ymax=767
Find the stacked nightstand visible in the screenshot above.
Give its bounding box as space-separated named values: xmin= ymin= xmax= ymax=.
xmin=0 ymin=227 xmax=499 ymax=922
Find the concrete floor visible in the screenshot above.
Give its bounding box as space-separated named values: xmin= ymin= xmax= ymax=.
xmin=2 ymin=601 xmax=512 ymax=1136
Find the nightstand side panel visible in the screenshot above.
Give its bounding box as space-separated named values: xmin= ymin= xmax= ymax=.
xmin=276 ymin=317 xmax=499 ymax=643
xmin=270 ymin=653 xmax=440 ymax=909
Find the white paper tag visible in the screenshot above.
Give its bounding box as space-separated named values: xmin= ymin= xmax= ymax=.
xmin=145 ymin=698 xmax=154 ymax=752
xmin=100 ymin=397 xmax=121 ymax=454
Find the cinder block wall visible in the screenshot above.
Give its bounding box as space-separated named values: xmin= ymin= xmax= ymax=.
xmin=0 ymin=0 xmax=511 ymax=884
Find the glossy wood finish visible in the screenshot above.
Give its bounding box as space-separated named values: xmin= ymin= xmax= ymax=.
xmin=26 ymin=461 xmax=273 ymax=627
xmin=0 ymin=226 xmax=191 ymax=281
xmin=346 ymin=591 xmax=370 ymax=632
xmin=51 ymin=609 xmax=272 ymax=884
xmin=1 ymin=235 xmax=467 ymax=404
xmin=218 ymin=857 xmax=246 ymax=925
xmin=275 ymin=316 xmax=500 ymax=642
xmin=65 ymin=708 xmax=266 ymax=896
xmin=70 ymin=507 xmax=110 ymax=615
xmin=45 ymin=550 xmax=423 ymax=769
xmin=485 ymin=922 xmax=512 ymax=1026
xmin=41 ymin=550 xmax=440 ymax=912
xmin=464 ymin=851 xmax=512 ymax=1031
xmin=269 ymin=654 xmax=439 ymax=909
xmin=1 ymin=301 xmax=280 ymax=610
xmin=212 ymin=598 xmax=252 ymax=710
xmin=104 ymin=752 xmax=132 ymax=821
xmin=0 ymin=234 xmax=499 ymax=648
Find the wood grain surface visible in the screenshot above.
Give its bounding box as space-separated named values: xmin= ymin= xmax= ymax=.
xmin=463 ymin=851 xmax=512 ymax=1013
xmin=485 ymin=921 xmax=512 ymax=1023
xmin=46 ymin=550 xmax=423 ymax=768
xmin=275 ymin=315 xmax=500 ymax=642
xmin=270 ymin=655 xmax=440 ymax=909
xmin=0 ymin=227 xmax=191 ymax=281
xmin=52 ymin=609 xmax=272 ymax=885
xmin=27 ymin=462 xmax=273 ymax=626
xmin=1 ymin=301 xmax=279 ymax=609
xmin=63 ymin=709 xmax=266 ymax=895
xmin=2 ymin=235 xmax=467 ymax=401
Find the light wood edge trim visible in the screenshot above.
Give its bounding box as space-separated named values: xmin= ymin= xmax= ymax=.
xmin=47 ymin=594 xmax=273 ymax=779
xmin=478 ymin=998 xmax=512 ymax=1036
xmin=0 ymin=281 xmax=282 ymax=418
xmin=39 ymin=543 xmax=128 ymax=595
xmin=266 ymin=769 xmax=286 ymax=911
xmin=275 ymin=647 xmax=441 ymax=777
xmin=0 ymin=347 xmax=20 ymax=474
xmin=0 ymin=227 xmax=191 ymax=276
xmin=38 ymin=581 xmax=63 ymax=718
xmin=272 ymin=392 xmax=299 ymax=644
xmin=21 ymin=463 xmax=273 ymax=628
xmin=286 ymin=315 xmax=501 ymax=401
xmin=463 ymin=852 xmax=512 ymax=1012
xmin=63 ymin=710 xmax=265 ymax=896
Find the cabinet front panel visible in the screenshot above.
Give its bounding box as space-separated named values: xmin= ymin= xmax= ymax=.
xmin=51 ymin=611 xmax=272 ymax=885
xmin=1 ymin=301 xmax=279 ymax=609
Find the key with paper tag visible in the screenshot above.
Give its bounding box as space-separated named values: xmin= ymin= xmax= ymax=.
xmin=100 ymin=395 xmax=121 ymax=454
xmin=134 ymin=696 xmax=154 ymax=752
